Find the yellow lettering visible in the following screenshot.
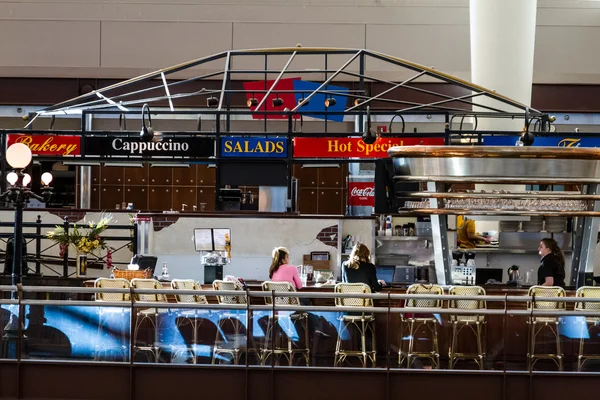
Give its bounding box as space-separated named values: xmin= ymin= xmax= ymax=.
xmin=65 ymin=144 xmax=77 ymax=155
xmin=265 ymin=141 xmax=275 ymax=153
xmin=255 ymin=142 xmax=264 ymax=152
xmin=328 ymin=140 xmax=339 ymax=152
xmin=40 ymin=137 xmax=54 ymax=151
xmin=15 ymin=136 xmax=33 ymax=146
xmin=357 ymin=140 xmax=365 ymax=153
xmin=275 ymin=141 xmax=284 ymax=153
xmin=233 ymin=142 xmax=243 ymax=152
xmin=224 ymin=141 xmax=232 ymax=152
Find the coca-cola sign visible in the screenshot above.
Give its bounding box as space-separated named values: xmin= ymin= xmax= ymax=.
xmin=348 ymin=181 xmax=375 ymax=207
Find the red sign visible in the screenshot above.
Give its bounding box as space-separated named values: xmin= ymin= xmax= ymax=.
xmin=293 ymin=137 xmax=444 ymax=158
xmin=348 ymin=181 xmax=375 ymax=207
xmin=243 ymin=78 xmax=300 ymax=120
xmin=7 ymin=134 xmax=81 ymax=156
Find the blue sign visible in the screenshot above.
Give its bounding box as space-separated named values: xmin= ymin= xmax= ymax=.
xmin=484 ymin=136 xmax=600 ymax=148
xmin=293 ymin=80 xmax=349 ymax=122
xmin=221 ymin=137 xmax=288 ymax=158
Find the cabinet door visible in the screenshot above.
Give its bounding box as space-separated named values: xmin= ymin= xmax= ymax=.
xmin=197 ymin=187 xmax=216 ymax=211
xmin=149 ymin=167 xmax=172 ymax=185
xmin=101 ymin=167 xmax=124 ymax=184
xmin=298 ymin=188 xmax=318 ymax=214
xmin=100 ymin=186 xmax=124 ymax=210
xmin=173 ymin=187 xmax=197 ymax=211
xmin=197 ymin=165 xmax=216 ymax=186
xmin=124 ymin=186 xmax=148 ymax=210
xmin=149 ymin=187 xmax=172 ymax=211
xmin=91 ymin=166 xmax=101 ymax=185
xmin=292 ymin=164 xmax=318 ymax=187
xmin=124 ymin=165 xmax=149 ymax=185
xmin=318 ymin=165 xmax=345 ymax=188
xmin=318 ymin=188 xmax=344 ymax=215
xmin=90 ymin=185 xmax=100 ymax=209
xmin=173 ymin=165 xmax=197 ymax=186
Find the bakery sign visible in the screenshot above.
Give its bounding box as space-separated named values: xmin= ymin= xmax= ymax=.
xmin=7 ymin=134 xmax=81 ymax=156
xmin=348 ymin=181 xmax=375 ymax=206
xmin=221 ymin=137 xmax=287 ymax=158
xmin=293 ymin=137 xmax=444 ymax=158
xmin=83 ymin=136 xmax=215 ymax=157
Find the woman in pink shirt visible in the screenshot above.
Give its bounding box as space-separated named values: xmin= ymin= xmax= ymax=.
xmin=269 ymin=247 xmax=302 ymax=289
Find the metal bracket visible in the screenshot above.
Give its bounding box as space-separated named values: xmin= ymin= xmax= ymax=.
xmin=427 ymin=181 xmax=452 ymax=285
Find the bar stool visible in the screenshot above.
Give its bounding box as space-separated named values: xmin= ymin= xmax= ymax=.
xmin=333 ymin=283 xmax=376 ymax=368
xmin=447 ymin=285 xmax=486 ymax=370
xmin=527 ymin=285 xmax=565 ymax=371
xmin=131 ymin=278 xmax=167 ymax=362
xmin=94 ymin=278 xmax=130 ymax=361
xmin=403 ymin=283 xmax=443 ymax=369
xmin=212 ymin=280 xmax=248 ymax=365
xmin=170 ymin=279 xmax=209 ymax=364
xmin=261 ymin=281 xmax=309 ymax=366
xmin=575 ymin=286 xmax=600 ymax=371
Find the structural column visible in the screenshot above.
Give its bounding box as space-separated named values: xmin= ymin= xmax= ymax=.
xmin=470 ymin=0 xmax=538 ymax=132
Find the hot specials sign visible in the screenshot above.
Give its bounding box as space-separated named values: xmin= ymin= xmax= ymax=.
xmin=221 ymin=137 xmax=287 ymax=158
xmin=7 ymin=134 xmax=81 ymax=156
xmin=293 ymin=137 xmax=444 ymax=158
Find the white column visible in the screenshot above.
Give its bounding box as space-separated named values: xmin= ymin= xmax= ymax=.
xmin=470 ymin=0 xmax=538 ymax=233
xmin=470 ymin=0 xmax=538 ymax=132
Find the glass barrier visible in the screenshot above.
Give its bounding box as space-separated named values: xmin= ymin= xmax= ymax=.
xmin=4 ymin=285 xmax=600 ymax=373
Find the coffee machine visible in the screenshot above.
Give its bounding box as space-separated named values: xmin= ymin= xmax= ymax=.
xmin=451 ymin=250 xmax=476 ymax=285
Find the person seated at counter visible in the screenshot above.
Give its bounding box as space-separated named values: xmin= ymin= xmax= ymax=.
xmin=269 ymin=247 xmax=303 ymax=289
xmin=537 ymin=238 xmax=566 ymax=288
xmin=342 ymin=243 xmax=384 ymax=292
xmin=457 ymin=215 xmax=491 ymax=248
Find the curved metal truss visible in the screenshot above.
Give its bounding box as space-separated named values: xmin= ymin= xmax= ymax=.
xmin=35 ymin=47 xmax=544 ymax=125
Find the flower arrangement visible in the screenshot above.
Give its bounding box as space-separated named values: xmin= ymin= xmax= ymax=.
xmin=46 ymin=214 xmax=113 ymax=255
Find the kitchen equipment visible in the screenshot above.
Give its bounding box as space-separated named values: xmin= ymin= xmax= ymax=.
xmin=508 ymin=265 xmax=521 ymax=285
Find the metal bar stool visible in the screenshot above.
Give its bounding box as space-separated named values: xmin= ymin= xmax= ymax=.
xmin=212 ymin=280 xmax=248 ymax=365
xmin=575 ymin=286 xmax=600 ymax=371
xmin=170 ymin=279 xmax=209 ymax=364
xmin=131 ymin=278 xmax=167 ymax=363
xmin=403 ymin=283 xmax=443 ymax=369
xmin=447 ymin=285 xmax=486 ymax=370
xmin=94 ymin=278 xmax=130 ymax=361
xmin=261 ymin=281 xmax=309 ymax=366
xmin=333 ymin=283 xmax=376 ymax=368
xmin=527 ymin=285 xmax=565 ymax=371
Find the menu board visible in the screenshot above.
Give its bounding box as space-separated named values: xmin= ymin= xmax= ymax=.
xmin=193 ymin=228 xmax=231 ymax=251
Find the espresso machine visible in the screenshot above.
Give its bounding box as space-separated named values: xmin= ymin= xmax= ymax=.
xmin=451 ymin=251 xmax=476 ymax=285
xmin=194 ymin=228 xmax=232 ymax=284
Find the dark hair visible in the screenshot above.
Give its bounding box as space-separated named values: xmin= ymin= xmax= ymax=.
xmin=269 ymin=247 xmax=289 ymax=278
xmin=541 ymin=238 xmax=565 ymax=267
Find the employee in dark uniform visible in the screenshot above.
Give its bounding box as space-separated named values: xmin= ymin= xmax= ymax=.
xmin=537 ymin=238 xmax=566 ymax=288
xmin=342 ymin=243 xmax=384 ymax=292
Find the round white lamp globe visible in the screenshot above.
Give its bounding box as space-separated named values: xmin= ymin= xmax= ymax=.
xmin=41 ymin=172 xmax=53 ymax=186
xmin=22 ymin=173 xmax=31 ymax=186
xmin=6 ymin=143 xmax=32 ymax=169
xmin=6 ymin=172 xmax=18 ymax=186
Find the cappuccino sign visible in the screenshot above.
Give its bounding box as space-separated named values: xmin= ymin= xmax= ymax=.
xmin=83 ymin=136 xmax=215 ymax=158
xmin=348 ymin=181 xmax=375 ymax=207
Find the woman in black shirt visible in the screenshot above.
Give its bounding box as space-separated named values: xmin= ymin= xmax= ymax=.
xmin=342 ymin=243 xmax=385 ymax=292
xmin=537 ymin=238 xmax=566 ymax=288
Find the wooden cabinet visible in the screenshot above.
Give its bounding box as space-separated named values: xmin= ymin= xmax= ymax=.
xmin=124 ymin=186 xmax=148 ymax=210
xmin=101 ymin=167 xmax=124 ymax=184
xmin=197 ymin=165 xmax=216 ymax=185
xmin=173 ymin=165 xmax=197 ymax=186
xmin=149 ymin=167 xmax=172 ymax=185
xmin=197 ymin=187 xmax=216 ymax=211
xmin=149 ymin=187 xmax=172 ymax=211
xmin=318 ymin=188 xmax=344 ymax=215
xmin=319 ymin=165 xmax=346 ymax=188
xmin=100 ymin=186 xmax=123 ymax=210
xmin=173 ymin=187 xmax=197 ymax=211
xmin=90 ymin=185 xmax=100 ymax=209
xmin=124 ymin=165 xmax=149 ymax=185
xmin=298 ymin=188 xmax=318 ymax=214
xmin=292 ymin=164 xmax=318 ymax=187
xmin=91 ymin=166 xmax=100 ymax=184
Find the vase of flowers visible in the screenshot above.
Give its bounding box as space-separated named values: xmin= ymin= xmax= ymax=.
xmin=46 ymin=214 xmax=113 ymax=277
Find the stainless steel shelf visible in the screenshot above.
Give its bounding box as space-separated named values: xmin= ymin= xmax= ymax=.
xmin=375 ymin=236 xmax=432 ymax=241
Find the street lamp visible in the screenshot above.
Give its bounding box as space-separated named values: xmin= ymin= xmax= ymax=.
xmin=1 ymin=143 xmax=53 ymax=286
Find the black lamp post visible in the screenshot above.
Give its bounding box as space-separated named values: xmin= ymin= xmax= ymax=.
xmin=0 ymin=143 xmax=53 ymax=287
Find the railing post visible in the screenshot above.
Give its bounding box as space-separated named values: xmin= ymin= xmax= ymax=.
xmin=35 ymin=215 xmax=42 ymax=275
xmin=132 ymin=222 xmax=138 ymax=255
xmin=62 ymin=217 xmax=69 ymax=278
